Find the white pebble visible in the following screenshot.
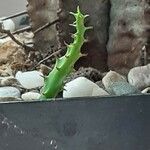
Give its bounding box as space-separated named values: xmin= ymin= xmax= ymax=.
xmin=15 ymin=71 xmax=44 ymax=89
xmin=21 ymin=92 xmax=41 ymax=101
xmin=0 ymin=18 xmax=15 ymax=32
xmin=128 ymin=64 xmax=150 ymax=90
xmin=102 ymin=70 xmax=126 ymax=90
xmin=92 ymin=86 xmax=109 ymax=96
xmin=0 ymin=38 xmax=11 ymax=45
xmin=0 ymin=87 xmax=20 ymax=98
xmin=63 ymin=77 xmax=109 ymax=98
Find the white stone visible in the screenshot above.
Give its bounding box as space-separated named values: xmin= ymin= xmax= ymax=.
xmin=0 ymin=38 xmax=11 ymax=45
xmin=102 ymin=70 xmax=126 ymax=90
xmin=0 ymin=18 xmax=15 ymax=32
xmin=0 ymin=87 xmax=20 ymax=98
xmin=15 ymin=71 xmax=44 ymax=89
xmin=128 ymin=64 xmax=150 ymax=90
xmin=92 ymin=86 xmax=109 ymax=96
xmin=63 ymin=77 xmax=109 ymax=98
xmin=102 ymin=70 xmax=140 ymax=95
xmin=21 ymin=92 xmax=41 ymax=101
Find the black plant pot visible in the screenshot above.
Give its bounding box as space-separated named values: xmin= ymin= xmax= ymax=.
xmin=0 ymin=95 xmax=150 ymax=150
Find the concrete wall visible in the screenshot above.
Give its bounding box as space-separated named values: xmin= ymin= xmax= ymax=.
xmin=0 ymin=0 xmax=26 ymax=17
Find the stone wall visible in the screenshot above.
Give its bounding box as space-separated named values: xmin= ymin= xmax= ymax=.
xmin=27 ymin=0 xmax=110 ymax=72
xmin=57 ymin=0 xmax=110 ymax=71
xmin=27 ymin=0 xmax=59 ymax=55
xmin=107 ymin=0 xmax=150 ymax=75
xmin=27 ymin=0 xmax=150 ymax=74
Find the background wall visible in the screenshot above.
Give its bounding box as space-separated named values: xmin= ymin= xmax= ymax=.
xmin=0 ymin=0 xmax=26 ymax=17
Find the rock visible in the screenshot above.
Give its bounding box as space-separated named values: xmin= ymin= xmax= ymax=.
xmin=102 ymin=71 xmax=140 ymax=95
xmin=63 ymin=77 xmax=109 ymax=98
xmin=142 ymin=87 xmax=150 ymax=94
xmin=16 ymin=32 xmax=34 ymax=44
xmin=0 ymin=97 xmax=22 ymax=102
xmin=15 ymin=71 xmax=44 ymax=89
xmin=21 ymin=92 xmax=41 ymax=101
xmin=0 ymin=18 xmax=15 ymax=32
xmin=0 ymin=41 xmax=27 ymax=75
xmin=102 ymin=70 xmax=126 ymax=90
xmin=0 ymin=31 xmax=34 ymax=76
xmin=0 ymin=76 xmax=19 ymax=86
xmin=0 ymin=87 xmax=20 ymax=98
xmin=107 ymin=0 xmax=150 ymax=75
xmin=92 ymin=86 xmax=109 ymax=96
xmin=0 ymin=38 xmax=10 ymax=45
xmin=0 ymin=66 xmax=13 ymax=77
xmin=128 ymin=64 xmax=150 ymax=90
xmin=107 ymin=81 xmax=141 ymax=96
xmin=0 ymin=76 xmax=24 ymax=93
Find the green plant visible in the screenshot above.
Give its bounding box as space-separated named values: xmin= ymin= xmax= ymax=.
xmin=40 ymin=6 xmax=92 ymax=99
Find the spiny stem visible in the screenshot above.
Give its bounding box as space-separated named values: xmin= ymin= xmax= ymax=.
xmin=40 ymin=6 xmax=92 ymax=100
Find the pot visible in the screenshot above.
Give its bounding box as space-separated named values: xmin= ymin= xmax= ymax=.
xmin=0 ymin=95 xmax=150 ymax=150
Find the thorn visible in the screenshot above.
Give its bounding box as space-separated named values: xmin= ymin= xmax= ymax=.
xmin=56 ymin=66 xmax=61 ymax=71
xmin=65 ymin=55 xmax=69 ymax=58
xmin=69 ymin=12 xmax=78 ymax=18
xmin=69 ymin=24 xmax=76 ymax=27
xmin=67 ymin=44 xmax=73 ymax=49
xmin=84 ymin=14 xmax=89 ymax=18
xmin=85 ymin=26 xmax=93 ymax=30
xmin=70 ymin=33 xmax=76 ymax=38
xmin=80 ymin=53 xmax=88 ymax=57
xmin=73 ymin=21 xmax=76 ymax=24
xmin=55 ymin=58 xmax=59 ymax=65
xmin=77 ymin=6 xmax=81 ymax=13
xmin=64 ymin=41 xmax=69 ymax=46
xmin=69 ymin=12 xmax=76 ymax=16
xmin=84 ymin=38 xmax=89 ymax=43
xmin=69 ymin=33 xmax=74 ymax=37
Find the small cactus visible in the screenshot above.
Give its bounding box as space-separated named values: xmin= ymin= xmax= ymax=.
xmin=40 ymin=6 xmax=92 ymax=99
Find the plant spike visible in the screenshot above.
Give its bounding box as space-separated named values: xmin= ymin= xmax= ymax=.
xmin=40 ymin=6 xmax=91 ymax=99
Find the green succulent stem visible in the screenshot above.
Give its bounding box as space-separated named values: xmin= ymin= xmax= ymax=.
xmin=40 ymin=6 xmax=91 ymax=99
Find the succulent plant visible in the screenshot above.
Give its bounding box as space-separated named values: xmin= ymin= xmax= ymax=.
xmin=40 ymin=6 xmax=92 ymax=99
